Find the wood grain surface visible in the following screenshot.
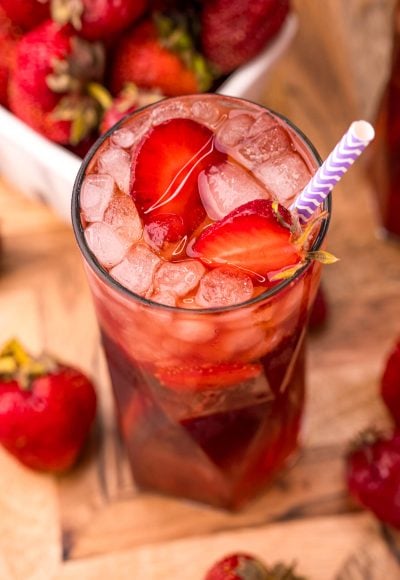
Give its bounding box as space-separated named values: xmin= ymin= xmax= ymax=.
xmin=1 ymin=1 xmax=400 ymax=579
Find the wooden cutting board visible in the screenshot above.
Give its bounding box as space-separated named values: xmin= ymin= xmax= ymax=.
xmin=1 ymin=1 xmax=400 ymax=578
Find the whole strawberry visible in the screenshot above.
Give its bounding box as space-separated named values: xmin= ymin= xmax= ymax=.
xmin=51 ymin=0 xmax=148 ymax=42
xmin=111 ymin=16 xmax=214 ymax=97
xmin=0 ymin=0 xmax=50 ymax=31
xmin=201 ymin=0 xmax=290 ymax=74
xmin=204 ymin=553 xmax=306 ymax=579
xmin=346 ymin=429 xmax=400 ymax=529
xmin=381 ymin=339 xmax=400 ymax=426
xmin=0 ymin=339 xmax=97 ymax=472
xmin=8 ymin=20 xmax=104 ymax=145
xmin=0 ymin=6 xmax=20 ymax=107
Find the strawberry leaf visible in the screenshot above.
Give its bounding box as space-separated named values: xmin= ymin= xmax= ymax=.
xmin=307 ymin=250 xmax=339 ymax=264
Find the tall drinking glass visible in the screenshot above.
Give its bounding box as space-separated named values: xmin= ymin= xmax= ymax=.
xmin=72 ymin=94 xmax=330 ymax=509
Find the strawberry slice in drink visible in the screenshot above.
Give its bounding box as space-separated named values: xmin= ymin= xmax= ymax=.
xmin=131 ymin=118 xmax=226 ymax=242
xmin=156 ymin=362 xmax=262 ymax=391
xmin=191 ymin=199 xmax=303 ymax=281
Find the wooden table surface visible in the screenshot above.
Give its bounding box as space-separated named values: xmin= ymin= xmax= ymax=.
xmin=1 ymin=1 xmax=400 ymax=579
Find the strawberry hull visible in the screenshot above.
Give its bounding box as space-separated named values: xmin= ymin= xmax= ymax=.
xmin=72 ymin=93 xmax=330 ymax=508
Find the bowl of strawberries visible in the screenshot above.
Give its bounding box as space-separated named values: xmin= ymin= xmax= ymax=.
xmin=0 ymin=0 xmax=297 ymax=221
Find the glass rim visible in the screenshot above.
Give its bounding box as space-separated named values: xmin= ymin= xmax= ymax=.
xmin=71 ymin=94 xmax=331 ymax=315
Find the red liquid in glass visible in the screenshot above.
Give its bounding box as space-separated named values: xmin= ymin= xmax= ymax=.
xmin=102 ymin=324 xmax=305 ymax=508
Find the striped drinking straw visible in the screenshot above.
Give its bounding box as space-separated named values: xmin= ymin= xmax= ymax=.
xmin=291 ymin=121 xmax=375 ymax=222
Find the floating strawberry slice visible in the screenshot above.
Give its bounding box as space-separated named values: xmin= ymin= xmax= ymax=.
xmin=131 ymin=118 xmax=226 ymax=241
xmin=156 ymin=362 xmax=262 ymax=391
xmin=191 ymin=199 xmax=302 ymax=280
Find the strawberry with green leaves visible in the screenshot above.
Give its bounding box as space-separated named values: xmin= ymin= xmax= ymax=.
xmin=111 ymin=16 xmax=214 ymax=97
xmin=191 ymin=199 xmax=335 ymax=283
xmin=204 ymin=553 xmax=306 ymax=579
xmin=8 ymin=20 xmax=105 ymax=145
xmin=346 ymin=428 xmax=400 ymax=529
xmin=0 ymin=339 xmax=97 ymax=472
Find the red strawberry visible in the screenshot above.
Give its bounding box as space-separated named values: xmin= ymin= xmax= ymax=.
xmin=156 ymin=362 xmax=262 ymax=391
xmin=0 ymin=6 xmax=20 ymax=107
xmin=204 ymin=553 xmax=305 ymax=579
xmin=131 ymin=117 xmax=226 ymax=241
xmin=111 ymin=17 xmax=213 ymax=97
xmin=381 ymin=339 xmax=400 ymax=426
xmin=0 ymin=0 xmax=50 ymax=31
xmin=99 ymin=83 xmax=163 ymax=134
xmin=308 ymin=284 xmax=328 ymax=330
xmin=191 ymin=199 xmax=302 ymax=281
xmin=8 ymin=20 xmax=105 ymax=144
xmin=51 ymin=0 xmax=147 ymax=42
xmin=0 ymin=339 xmax=97 ymax=472
xmin=201 ymin=0 xmax=290 ymax=74
xmin=346 ymin=429 xmax=400 ymax=529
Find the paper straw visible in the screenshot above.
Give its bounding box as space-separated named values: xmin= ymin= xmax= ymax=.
xmin=291 ymin=120 xmax=375 ymax=222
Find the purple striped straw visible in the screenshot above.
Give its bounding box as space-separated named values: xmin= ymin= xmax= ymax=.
xmin=291 ymin=121 xmax=375 ymax=222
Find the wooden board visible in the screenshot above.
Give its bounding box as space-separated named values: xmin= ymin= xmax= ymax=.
xmin=1 ymin=1 xmax=400 ymax=578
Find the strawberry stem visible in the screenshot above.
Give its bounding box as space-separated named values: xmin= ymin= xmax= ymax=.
xmin=307 ymin=250 xmax=339 ymax=264
xmin=272 ymin=201 xmax=292 ymax=230
xmin=293 ymin=210 xmax=328 ymax=249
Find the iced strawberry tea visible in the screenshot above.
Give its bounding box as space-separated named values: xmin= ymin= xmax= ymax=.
xmin=72 ymin=94 xmax=330 ymax=508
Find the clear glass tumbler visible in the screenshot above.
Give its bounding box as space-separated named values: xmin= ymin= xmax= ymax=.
xmin=72 ymin=94 xmax=330 ymax=509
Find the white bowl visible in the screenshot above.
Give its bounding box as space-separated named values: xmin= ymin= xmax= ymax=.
xmin=0 ymin=14 xmax=298 ymax=222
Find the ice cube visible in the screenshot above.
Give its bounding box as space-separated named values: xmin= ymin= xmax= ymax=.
xmin=219 ymin=325 xmax=265 ymax=357
xmin=80 ymin=173 xmax=114 ymax=222
xmin=255 ymin=152 xmax=312 ymax=205
xmin=104 ymin=193 xmax=143 ymax=243
xmin=198 ymin=161 xmax=271 ymax=220
xmin=195 ymin=267 xmax=253 ymax=308
xmin=171 ymin=318 xmax=216 ymax=343
xmin=247 ymin=111 xmax=277 ymax=137
xmin=154 ymin=260 xmax=206 ymax=297
xmin=151 ymin=291 xmax=177 ymax=307
xmin=97 ymin=146 xmax=130 ymax=193
xmin=111 ymin=128 xmax=136 ymax=149
xmin=151 ymin=101 xmax=190 ymax=125
xmin=191 ymin=100 xmax=220 ymax=127
xmin=215 ymin=113 xmax=256 ymax=149
xmin=109 ymin=244 xmax=162 ymax=296
xmin=238 ymin=125 xmax=291 ymax=167
xmin=84 ymin=222 xmax=131 ymax=268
